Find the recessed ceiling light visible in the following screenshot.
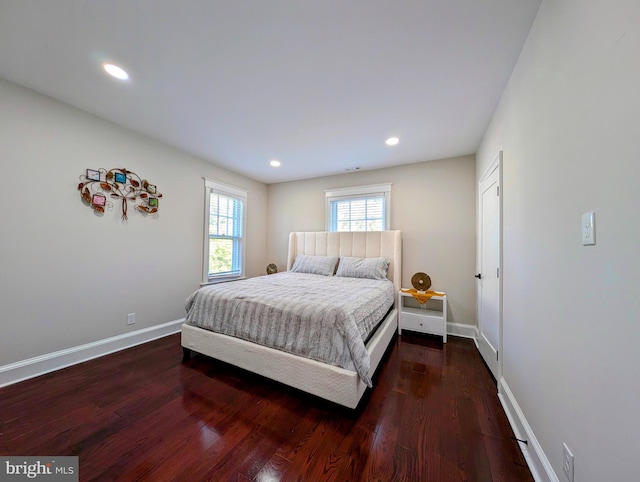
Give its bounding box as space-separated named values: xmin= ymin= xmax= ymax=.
xmin=270 ymin=160 xmax=281 ymax=167
xmin=102 ymin=63 xmax=129 ymax=80
xmin=385 ymin=137 xmax=400 ymax=146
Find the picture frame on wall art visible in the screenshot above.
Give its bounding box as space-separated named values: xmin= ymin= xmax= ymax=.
xmin=148 ymin=197 xmax=159 ymax=207
xmin=114 ymin=172 xmax=127 ymax=183
xmin=92 ymin=194 xmax=106 ymax=206
xmin=86 ymin=169 xmax=100 ymax=181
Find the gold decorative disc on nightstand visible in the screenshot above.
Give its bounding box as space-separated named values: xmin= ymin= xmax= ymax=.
xmin=266 ymin=263 xmax=278 ymax=275
xmin=411 ymin=272 xmax=432 ymax=291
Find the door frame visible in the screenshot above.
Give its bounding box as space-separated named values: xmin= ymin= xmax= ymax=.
xmin=477 ymin=150 xmax=503 ymax=384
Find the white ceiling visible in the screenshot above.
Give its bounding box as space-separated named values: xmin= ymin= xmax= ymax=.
xmin=0 ymin=0 xmax=540 ymax=184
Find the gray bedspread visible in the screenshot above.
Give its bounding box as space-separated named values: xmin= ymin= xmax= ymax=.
xmin=185 ymin=272 xmax=395 ymax=387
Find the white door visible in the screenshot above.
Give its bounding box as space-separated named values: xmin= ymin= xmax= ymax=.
xmin=477 ymin=153 xmax=502 ymax=380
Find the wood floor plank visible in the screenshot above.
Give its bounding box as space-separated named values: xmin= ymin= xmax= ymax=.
xmin=0 ymin=332 xmax=533 ymax=481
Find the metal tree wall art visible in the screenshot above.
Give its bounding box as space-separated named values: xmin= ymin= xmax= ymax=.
xmin=78 ymin=168 xmax=163 ymax=220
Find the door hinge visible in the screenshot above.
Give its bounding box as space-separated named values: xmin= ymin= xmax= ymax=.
xmin=497 ymin=267 xmax=500 ymax=278
xmin=497 ymin=185 xmax=500 ymax=196
xmin=497 ymin=351 xmax=499 ymax=361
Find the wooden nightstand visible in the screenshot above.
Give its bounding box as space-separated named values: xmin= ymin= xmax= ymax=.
xmin=398 ymin=290 xmax=447 ymax=342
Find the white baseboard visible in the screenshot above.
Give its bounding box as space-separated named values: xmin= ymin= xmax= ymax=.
xmin=498 ymin=377 xmax=559 ymax=482
xmin=0 ymin=318 xmax=184 ymax=388
xmin=447 ymin=322 xmax=478 ymax=342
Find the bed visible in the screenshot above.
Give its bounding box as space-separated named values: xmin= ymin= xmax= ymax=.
xmin=181 ymin=230 xmax=402 ymax=409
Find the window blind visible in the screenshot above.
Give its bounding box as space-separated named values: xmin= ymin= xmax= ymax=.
xmin=330 ymin=195 xmax=385 ymax=232
xmin=325 ymin=183 xmax=391 ymax=232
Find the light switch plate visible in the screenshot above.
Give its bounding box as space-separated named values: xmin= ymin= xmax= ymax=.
xmin=581 ymin=212 xmax=595 ymax=245
xmin=563 ymin=443 xmax=574 ymax=481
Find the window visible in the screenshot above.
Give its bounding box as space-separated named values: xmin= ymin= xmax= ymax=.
xmin=325 ymin=183 xmax=391 ymax=232
xmin=203 ymin=179 xmax=247 ymax=283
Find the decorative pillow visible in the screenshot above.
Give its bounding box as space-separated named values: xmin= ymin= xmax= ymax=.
xmin=336 ymin=256 xmax=389 ymax=280
xmin=290 ymin=255 xmax=339 ymax=276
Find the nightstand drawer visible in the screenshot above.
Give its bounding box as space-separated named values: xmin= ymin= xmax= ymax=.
xmin=401 ymin=310 xmax=444 ymax=335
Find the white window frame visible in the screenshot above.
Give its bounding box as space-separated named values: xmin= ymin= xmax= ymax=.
xmin=202 ymin=178 xmax=247 ymax=284
xmin=325 ymin=183 xmax=392 ymax=232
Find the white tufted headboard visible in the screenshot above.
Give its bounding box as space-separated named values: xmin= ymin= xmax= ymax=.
xmin=287 ymin=231 xmax=402 ymax=293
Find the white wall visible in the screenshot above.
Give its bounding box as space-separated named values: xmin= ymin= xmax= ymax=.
xmin=477 ymin=0 xmax=640 ymax=480
xmin=0 ymin=78 xmax=267 ymax=366
xmin=267 ymin=156 xmax=477 ymax=326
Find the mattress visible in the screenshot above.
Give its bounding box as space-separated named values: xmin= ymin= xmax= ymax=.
xmin=185 ymin=271 xmax=395 ymax=386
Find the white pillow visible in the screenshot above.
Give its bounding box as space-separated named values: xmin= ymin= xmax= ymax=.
xmin=336 ymin=256 xmax=389 ymax=280
xmin=290 ymin=255 xmax=339 ymax=276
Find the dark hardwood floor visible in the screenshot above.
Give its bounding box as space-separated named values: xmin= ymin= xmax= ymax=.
xmin=0 ymin=333 xmax=532 ymax=481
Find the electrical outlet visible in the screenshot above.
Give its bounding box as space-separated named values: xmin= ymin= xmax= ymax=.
xmin=581 ymin=211 xmax=595 ymax=245
xmin=127 ymin=313 xmax=136 ymax=325
xmin=563 ymin=443 xmax=574 ymax=481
